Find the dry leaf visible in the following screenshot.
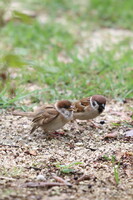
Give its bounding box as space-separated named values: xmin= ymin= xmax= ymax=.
xmin=124 ymin=130 xmax=133 ymax=137
xmin=124 ymin=167 xmax=132 ymax=177
xmin=104 ymin=132 xmax=118 ymax=139
xmin=52 ymin=175 xmax=72 ymax=187
xmin=24 ymin=150 xmax=37 ymax=156
xmin=115 ymin=151 xmax=124 ymax=161
xmin=116 ymin=151 xmax=133 ymax=161
xmin=111 ymin=112 xmax=132 ymax=121
xmin=76 ymin=174 xmax=94 ymax=183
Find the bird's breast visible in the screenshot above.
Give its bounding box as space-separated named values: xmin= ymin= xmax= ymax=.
xmin=73 ymin=109 xmax=99 ymax=120
xmin=42 ymin=115 xmax=69 ymax=132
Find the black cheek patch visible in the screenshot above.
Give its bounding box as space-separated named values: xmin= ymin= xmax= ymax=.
xmin=98 ymin=107 xmax=104 ymax=113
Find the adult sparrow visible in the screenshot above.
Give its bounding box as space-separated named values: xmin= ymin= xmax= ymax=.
xmin=13 ymin=100 xmax=74 ymax=134
xmin=73 ymin=95 xmax=106 ymax=120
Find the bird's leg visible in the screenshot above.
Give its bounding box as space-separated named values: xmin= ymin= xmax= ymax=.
xmin=73 ymin=120 xmax=80 ymax=130
xmin=48 ymin=131 xmax=65 ymax=138
xmin=53 ymin=131 xmax=65 ymax=135
xmin=71 ymin=120 xmax=83 ymax=132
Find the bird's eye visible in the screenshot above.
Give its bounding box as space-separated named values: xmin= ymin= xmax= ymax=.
xmin=92 ymin=101 xmax=96 ymax=107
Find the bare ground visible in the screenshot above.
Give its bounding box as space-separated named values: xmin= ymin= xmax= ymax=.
xmin=1 ymin=2 xmax=133 ymax=199
xmin=0 ymin=99 xmax=133 ymax=200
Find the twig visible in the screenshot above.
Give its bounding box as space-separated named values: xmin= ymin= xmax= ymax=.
xmin=0 ymin=143 xmax=19 ymax=148
xmin=76 ymin=174 xmax=93 ymax=183
xmin=25 ymin=167 xmax=42 ymax=171
xmin=104 ymin=132 xmax=118 ymax=139
xmin=0 ymin=176 xmax=16 ymax=181
xmin=52 ymin=174 xmax=72 ymax=187
xmin=24 ymin=182 xmax=66 ymax=188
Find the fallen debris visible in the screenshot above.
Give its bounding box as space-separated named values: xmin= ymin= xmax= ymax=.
xmin=124 ymin=130 xmax=133 ymax=137
xmin=0 ymin=176 xmax=16 ymax=181
xmin=52 ymin=174 xmax=72 ymax=187
xmin=1 ymin=100 xmax=133 ymax=199
xmin=104 ymin=131 xmax=118 ymax=139
xmin=76 ymin=174 xmax=94 ymax=183
xmin=24 ymin=149 xmax=37 ymax=156
xmin=36 ymin=174 xmax=46 ymax=181
xmin=24 ymin=181 xmax=68 ymax=188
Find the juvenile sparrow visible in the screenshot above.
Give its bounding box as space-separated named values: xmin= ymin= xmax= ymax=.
xmin=13 ymin=100 xmax=74 ymax=134
xmin=73 ymin=95 xmax=106 ymax=120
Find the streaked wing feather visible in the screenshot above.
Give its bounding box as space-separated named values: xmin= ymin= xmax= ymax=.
xmin=32 ymin=108 xmax=58 ymax=125
xmin=74 ymin=102 xmax=84 ymax=112
xmin=30 ymin=125 xmax=38 ymax=134
xmin=80 ymin=98 xmax=90 ymax=106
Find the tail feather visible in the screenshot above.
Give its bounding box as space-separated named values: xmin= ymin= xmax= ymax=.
xmin=30 ymin=125 xmax=38 ymax=133
xmin=12 ymin=111 xmax=35 ymax=117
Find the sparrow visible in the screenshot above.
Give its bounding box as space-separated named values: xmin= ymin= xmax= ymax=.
xmin=73 ymin=95 xmax=106 ymax=120
xmin=13 ymin=100 xmax=74 ymax=134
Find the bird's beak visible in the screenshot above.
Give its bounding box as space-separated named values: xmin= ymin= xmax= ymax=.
xmin=68 ymin=105 xmax=75 ymax=111
xmin=98 ymin=104 xmax=105 ymax=113
xmin=99 ymin=104 xmax=105 ymax=113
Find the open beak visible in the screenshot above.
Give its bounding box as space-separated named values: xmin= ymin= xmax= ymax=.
xmin=68 ymin=105 xmax=75 ymax=111
xmin=100 ymin=105 xmax=105 ymax=111
xmin=98 ymin=104 xmax=105 ymax=113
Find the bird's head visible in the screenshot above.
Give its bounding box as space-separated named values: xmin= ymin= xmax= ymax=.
xmin=90 ymin=95 xmax=106 ymax=113
xmin=55 ymin=100 xmax=74 ymax=119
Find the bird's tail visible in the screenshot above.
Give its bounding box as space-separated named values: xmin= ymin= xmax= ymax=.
xmin=12 ymin=111 xmax=35 ymax=118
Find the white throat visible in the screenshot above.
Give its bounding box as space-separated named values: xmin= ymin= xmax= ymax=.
xmin=90 ymin=97 xmax=95 ymax=110
xmin=54 ymin=103 xmax=73 ymax=120
xmin=90 ymin=97 xmax=98 ymax=110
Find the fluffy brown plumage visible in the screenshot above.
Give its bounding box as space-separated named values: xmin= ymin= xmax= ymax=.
xmin=13 ymin=100 xmax=73 ymax=134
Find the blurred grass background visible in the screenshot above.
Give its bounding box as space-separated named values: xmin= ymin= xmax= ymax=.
xmin=0 ymin=0 xmax=133 ymax=110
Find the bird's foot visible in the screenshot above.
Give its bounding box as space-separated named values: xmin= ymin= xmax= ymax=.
xmin=48 ymin=131 xmax=65 ymax=138
xmin=53 ymin=131 xmax=65 ymax=135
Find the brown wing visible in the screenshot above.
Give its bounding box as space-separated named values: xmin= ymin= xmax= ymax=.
xmin=30 ymin=108 xmax=59 ymax=133
xmin=74 ymin=98 xmax=90 ymax=112
xmin=74 ymin=102 xmax=84 ymax=112
xmin=32 ymin=108 xmax=59 ymax=126
xmin=80 ymin=97 xmax=90 ymax=106
xmin=34 ymin=104 xmax=54 ymax=114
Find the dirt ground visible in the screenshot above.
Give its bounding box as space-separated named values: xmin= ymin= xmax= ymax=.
xmin=0 ymin=99 xmax=133 ymax=200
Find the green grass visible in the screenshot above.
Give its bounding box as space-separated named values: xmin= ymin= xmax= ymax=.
xmin=102 ymin=155 xmax=120 ymax=185
xmin=0 ymin=0 xmax=133 ymax=109
xmin=56 ymin=162 xmax=83 ymax=174
xmin=88 ymin=0 xmax=133 ymax=29
xmin=0 ymin=166 xmax=23 ymax=178
xmin=111 ymin=155 xmax=120 ymax=185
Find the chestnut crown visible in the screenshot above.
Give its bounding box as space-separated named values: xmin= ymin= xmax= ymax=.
xmin=92 ymin=95 xmax=106 ymax=105
xmin=57 ymin=100 xmax=72 ymax=109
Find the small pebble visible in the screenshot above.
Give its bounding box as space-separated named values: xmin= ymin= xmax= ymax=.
xmin=36 ymin=174 xmax=45 ymax=181
xmin=88 ymin=184 xmax=92 ymax=189
xmin=100 ymin=120 xmax=105 ymax=125
xmin=75 ymin=142 xmax=83 ymax=147
xmin=123 ymin=99 xmax=127 ymax=103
